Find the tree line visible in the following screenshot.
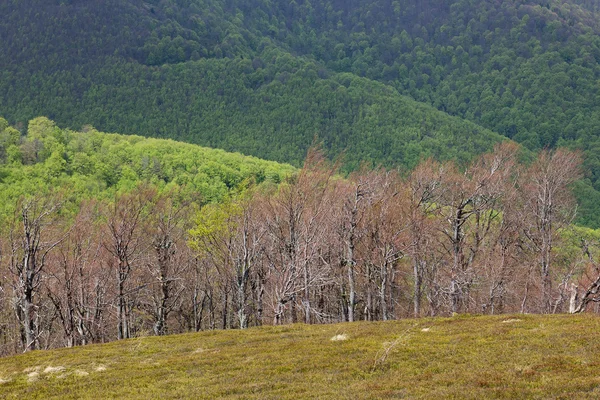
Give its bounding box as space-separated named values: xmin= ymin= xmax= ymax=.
xmin=2 ymin=143 xmax=599 ymax=355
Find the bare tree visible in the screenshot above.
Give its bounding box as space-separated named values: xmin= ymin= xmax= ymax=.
xmin=335 ymin=168 xmax=385 ymax=322
xmin=479 ymin=183 xmax=522 ymax=315
xmin=190 ymin=193 xmax=265 ymax=329
xmin=7 ymin=196 xmax=63 ymax=351
xmin=262 ymin=147 xmax=337 ymax=324
xmin=358 ymin=171 xmax=406 ymax=321
xmin=560 ymin=231 xmax=600 ymax=313
xmin=438 ymin=143 xmax=516 ymax=313
xmin=46 ymin=202 xmax=107 ymax=347
xmin=520 ymin=149 xmax=581 ymax=312
xmin=103 ymin=187 xmax=150 ymax=340
xmin=143 ymin=193 xmax=190 ymax=335
xmin=406 ymin=159 xmax=444 ymax=317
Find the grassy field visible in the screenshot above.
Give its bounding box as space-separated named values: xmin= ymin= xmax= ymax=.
xmin=1 ymin=314 xmax=599 ymax=399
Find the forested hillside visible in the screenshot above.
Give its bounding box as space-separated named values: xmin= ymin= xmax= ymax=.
xmin=4 ymin=0 xmax=600 ymax=381
xmin=0 ymin=0 xmax=504 ymax=170
xmin=0 ymin=116 xmax=292 ymax=214
xmin=2 ymin=0 xmax=600 ymax=222
xmin=0 ymin=115 xmax=294 ymax=355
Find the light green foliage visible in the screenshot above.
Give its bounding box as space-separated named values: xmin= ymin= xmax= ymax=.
xmin=189 ymin=199 xmax=242 ymax=254
xmin=5 ymin=145 xmax=22 ymax=165
xmin=0 ymin=117 xmax=294 ymax=219
xmin=556 ymin=225 xmax=600 ymax=274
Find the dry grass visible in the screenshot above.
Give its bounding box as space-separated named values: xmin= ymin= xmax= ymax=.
xmin=1 ymin=314 xmax=600 ymax=399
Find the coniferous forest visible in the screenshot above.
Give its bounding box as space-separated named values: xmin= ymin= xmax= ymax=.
xmin=3 ymin=0 xmax=600 ymax=355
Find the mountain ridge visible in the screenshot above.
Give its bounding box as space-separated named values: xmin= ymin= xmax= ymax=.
xmin=3 ymin=0 xmax=600 ymax=225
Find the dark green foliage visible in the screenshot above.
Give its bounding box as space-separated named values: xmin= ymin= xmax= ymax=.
xmin=229 ymin=0 xmax=600 ymax=169
xmin=0 ymin=0 xmax=504 ymax=170
xmin=2 ymin=0 xmax=600 ymax=224
xmin=1 ymin=50 xmax=505 ymax=172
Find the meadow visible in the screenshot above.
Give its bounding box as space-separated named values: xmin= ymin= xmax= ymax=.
xmin=1 ymin=314 xmax=599 ymax=399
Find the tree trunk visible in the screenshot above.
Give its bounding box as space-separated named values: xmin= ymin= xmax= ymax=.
xmin=450 ymin=207 xmax=465 ymax=314
xmin=346 ymin=194 xmax=359 ymax=322
xmin=348 ymin=260 xmax=356 ymax=323
xmin=154 ymin=276 xmax=170 ymax=336
xmin=380 ymin=262 xmax=388 ymax=321
xmin=274 ymin=300 xmax=285 ymax=325
xmin=117 ymin=276 xmax=129 ymax=340
xmin=365 ymin=263 xmax=373 ymax=321
xmin=413 ymin=258 xmax=422 ymax=317
xmin=303 ymin=264 xmax=311 ymax=324
xmin=541 ymin=236 xmax=552 ymax=313
xmin=257 ymin=276 xmax=265 ymax=326
xmin=22 ymin=287 xmax=37 ymax=352
xmin=236 ymin=269 xmax=248 ymax=329
xmin=222 ymin=289 xmax=228 ymax=330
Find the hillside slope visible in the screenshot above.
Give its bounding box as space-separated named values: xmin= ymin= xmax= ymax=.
xmin=0 ymin=0 xmax=507 ymax=168
xmin=2 ymin=1 xmax=600 ymax=165
xmin=0 ymin=116 xmax=293 ymax=216
xmin=0 ymin=12 xmax=506 ymax=172
xmin=0 ymin=315 xmax=599 ymax=399
xmin=3 ymin=0 xmax=600 ymax=224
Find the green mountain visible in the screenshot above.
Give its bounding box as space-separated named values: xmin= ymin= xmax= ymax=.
xmin=0 ymin=0 xmax=505 ymax=170
xmin=2 ymin=0 xmax=600 ymax=223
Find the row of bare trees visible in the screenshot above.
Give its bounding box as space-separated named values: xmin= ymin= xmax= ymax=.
xmin=1 ymin=144 xmax=598 ymax=355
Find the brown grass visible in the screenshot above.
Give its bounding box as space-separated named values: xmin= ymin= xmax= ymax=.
xmin=1 ymin=314 xmax=599 ymax=399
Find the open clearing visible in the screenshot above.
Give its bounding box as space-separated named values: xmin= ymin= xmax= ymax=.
xmin=1 ymin=314 xmax=599 ymax=399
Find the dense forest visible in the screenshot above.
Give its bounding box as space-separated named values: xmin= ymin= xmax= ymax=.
xmin=1 ymin=119 xmax=599 ymax=356
xmin=0 ymin=0 xmax=505 ymax=170
xmin=3 ymin=0 xmax=600 ymax=225
xmin=3 ymin=0 xmax=600 ymax=356
xmin=0 ymin=116 xmax=292 ymax=214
